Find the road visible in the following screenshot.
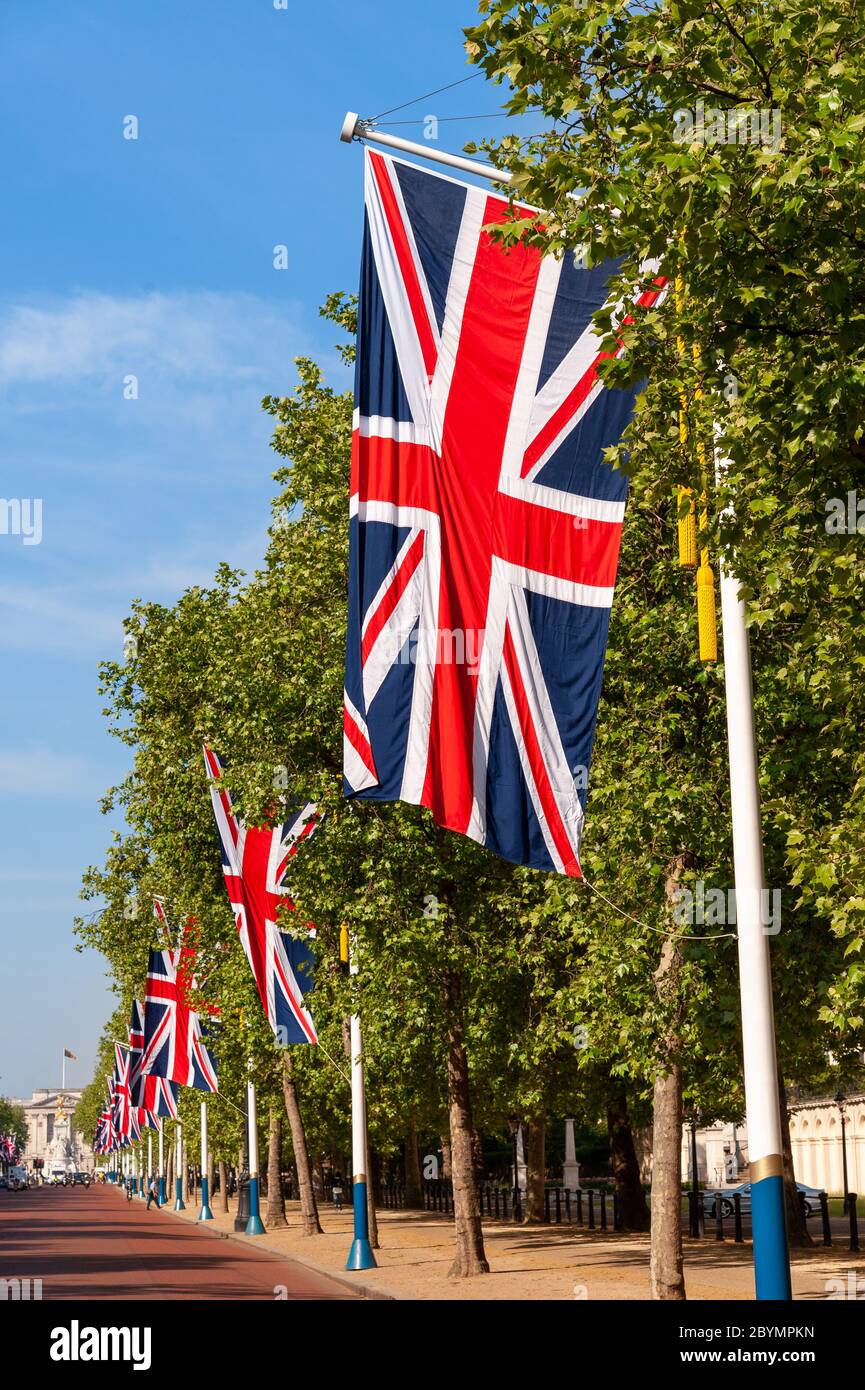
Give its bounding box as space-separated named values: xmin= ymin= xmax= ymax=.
xmin=0 ymin=1183 xmax=359 ymax=1300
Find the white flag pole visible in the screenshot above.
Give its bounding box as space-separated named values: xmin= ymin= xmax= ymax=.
xmin=198 ymin=1099 xmax=213 ymax=1221
xmin=338 ymin=111 xmax=791 ymax=1299
xmin=345 ymin=929 xmax=376 ymax=1271
xmin=158 ymin=1122 xmax=166 ymax=1206
xmin=174 ymin=1120 xmax=185 ymax=1211
xmin=245 ymin=1067 xmax=265 ymax=1235
xmin=716 ymin=445 xmax=791 ymax=1298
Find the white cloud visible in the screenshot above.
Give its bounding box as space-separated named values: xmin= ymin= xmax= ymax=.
xmin=0 ymin=746 xmax=108 ymax=799
xmin=0 ymin=290 xmax=317 ymax=389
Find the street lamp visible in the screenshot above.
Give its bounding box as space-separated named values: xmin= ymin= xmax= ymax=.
xmin=835 ymin=1090 xmax=850 ymax=1213
xmin=507 ymin=1116 xmax=521 ymax=1220
xmin=687 ymin=1113 xmax=702 ymax=1237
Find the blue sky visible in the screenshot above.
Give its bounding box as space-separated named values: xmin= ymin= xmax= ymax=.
xmin=0 ymin=0 xmax=533 ymax=1098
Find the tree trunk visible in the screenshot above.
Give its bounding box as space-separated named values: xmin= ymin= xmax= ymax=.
xmin=649 ymin=856 xmax=690 ymax=1301
xmin=607 ymin=1085 xmax=651 ymax=1232
xmin=404 ymin=1119 xmax=423 ymax=1208
xmin=444 ymin=970 xmax=489 ymax=1277
xmin=523 ymin=1117 xmax=546 ymax=1223
xmin=281 ymin=1053 xmax=322 ymax=1235
xmin=779 ymin=1071 xmax=811 ymax=1248
xmin=218 ymin=1160 xmax=229 ymax=1214
xmin=440 ymin=1135 xmax=452 ymax=1181
xmin=267 ymin=1107 xmax=288 ymax=1229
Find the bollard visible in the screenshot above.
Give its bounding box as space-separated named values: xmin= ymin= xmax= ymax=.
xmin=849 ymin=1192 xmax=860 ymax=1253
xmin=689 ymin=1189 xmax=701 ymax=1239
xmin=819 ymin=1191 xmax=832 ymax=1246
xmin=588 ymin=1190 xmax=595 ymax=1230
xmin=565 ymin=1189 xmax=572 ymax=1224
xmin=577 ymin=1190 xmax=583 ymax=1226
xmin=733 ymin=1191 xmax=744 ymax=1243
xmin=714 ymin=1191 xmax=725 ymax=1242
xmin=600 ymin=1191 xmax=608 ymax=1231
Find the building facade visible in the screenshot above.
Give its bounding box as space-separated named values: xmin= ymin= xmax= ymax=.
xmin=679 ymin=1092 xmax=865 ymax=1195
xmin=11 ymin=1089 xmax=94 ymax=1174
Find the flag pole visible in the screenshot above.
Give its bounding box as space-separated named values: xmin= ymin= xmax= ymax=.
xmin=198 ymin=1099 xmax=213 ymax=1221
xmin=147 ymin=1130 xmax=153 ymax=1201
xmin=245 ymin=1068 xmax=265 ymax=1235
xmin=158 ymin=1121 xmax=166 ymax=1206
xmin=174 ymin=1120 xmax=185 ymax=1210
xmin=338 ymin=111 xmax=791 ymax=1299
xmin=716 ymin=447 xmax=791 ymax=1298
xmin=345 ymin=929 xmax=376 ymax=1271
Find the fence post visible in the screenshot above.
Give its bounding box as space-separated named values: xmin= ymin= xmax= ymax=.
xmin=849 ymin=1192 xmax=860 ymax=1253
xmin=565 ymin=1189 xmax=571 ymax=1225
xmin=715 ymin=1191 xmax=725 ymax=1242
xmin=734 ymin=1191 xmax=743 ymax=1243
xmin=600 ymin=1191 xmax=608 ymax=1230
xmin=588 ymin=1190 xmax=595 ymax=1230
xmin=577 ymin=1190 xmax=583 ymax=1226
xmin=555 ymin=1187 xmax=562 ymax=1225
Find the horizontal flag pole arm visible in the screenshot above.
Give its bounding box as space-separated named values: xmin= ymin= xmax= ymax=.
xmin=340 ymin=111 xmax=513 ymax=186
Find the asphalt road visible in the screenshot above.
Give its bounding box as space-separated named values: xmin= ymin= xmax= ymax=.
xmin=0 ymin=1183 xmax=359 ymax=1300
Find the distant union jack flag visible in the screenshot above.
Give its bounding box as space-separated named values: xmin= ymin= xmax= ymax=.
xmin=142 ymin=907 xmax=219 ymax=1093
xmin=204 ymin=745 xmax=317 ymax=1045
xmin=344 ymin=150 xmax=666 ymax=876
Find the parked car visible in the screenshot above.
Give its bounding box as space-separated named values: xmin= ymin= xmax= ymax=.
xmin=703 ymin=1181 xmax=823 ymax=1219
xmin=70 ymin=1172 xmax=91 ymax=1187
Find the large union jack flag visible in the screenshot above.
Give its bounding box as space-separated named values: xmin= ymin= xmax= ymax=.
xmin=344 ymin=150 xmax=665 ymax=876
xmin=204 ymin=745 xmax=317 ymax=1045
xmin=142 ymin=907 xmax=219 ymax=1092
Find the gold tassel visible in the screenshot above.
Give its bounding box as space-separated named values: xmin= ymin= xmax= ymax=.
xmin=677 ymin=485 xmax=697 ymax=567
xmin=697 ymin=555 xmax=718 ymax=662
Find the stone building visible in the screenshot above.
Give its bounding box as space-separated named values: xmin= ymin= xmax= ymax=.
xmin=10 ymin=1088 xmax=94 ymax=1174
xmin=679 ymin=1092 xmax=865 ymax=1195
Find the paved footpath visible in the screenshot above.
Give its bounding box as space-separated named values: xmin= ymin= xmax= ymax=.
xmin=0 ymin=1184 xmax=359 ymax=1300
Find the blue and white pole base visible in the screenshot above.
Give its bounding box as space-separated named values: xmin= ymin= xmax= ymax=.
xmin=750 ymin=1157 xmax=791 ymax=1300
xmin=245 ymin=1078 xmax=266 ymax=1236
xmin=346 ymin=1175 xmax=376 ymax=1271
xmin=198 ymin=1175 xmax=214 ymax=1222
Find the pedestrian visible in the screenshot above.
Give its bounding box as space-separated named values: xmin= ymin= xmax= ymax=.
xmin=126 ymin=1175 xmax=133 ymax=1202
xmin=332 ymin=1173 xmax=344 ymax=1211
xmin=145 ymin=1175 xmax=156 ymax=1210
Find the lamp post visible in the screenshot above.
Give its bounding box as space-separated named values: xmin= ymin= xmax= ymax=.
xmin=508 ymin=1116 xmax=521 ymax=1221
xmin=688 ymin=1115 xmax=702 ymax=1237
xmin=835 ymin=1090 xmax=850 ymax=1213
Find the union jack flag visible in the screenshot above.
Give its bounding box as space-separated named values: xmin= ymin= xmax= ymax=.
xmin=204 ymin=744 xmax=317 ymax=1045
xmin=112 ymin=1044 xmax=133 ymax=1138
xmin=344 ymin=150 xmax=666 ymax=876
xmin=128 ymin=999 xmax=172 ymax=1126
xmin=142 ymin=906 xmax=219 ymax=1092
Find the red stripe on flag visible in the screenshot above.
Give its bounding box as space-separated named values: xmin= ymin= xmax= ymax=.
xmin=501 ymin=620 xmax=582 ymax=878
xmin=361 ymin=529 xmax=425 ymax=665
xmin=368 ymin=151 xmax=438 ymax=380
